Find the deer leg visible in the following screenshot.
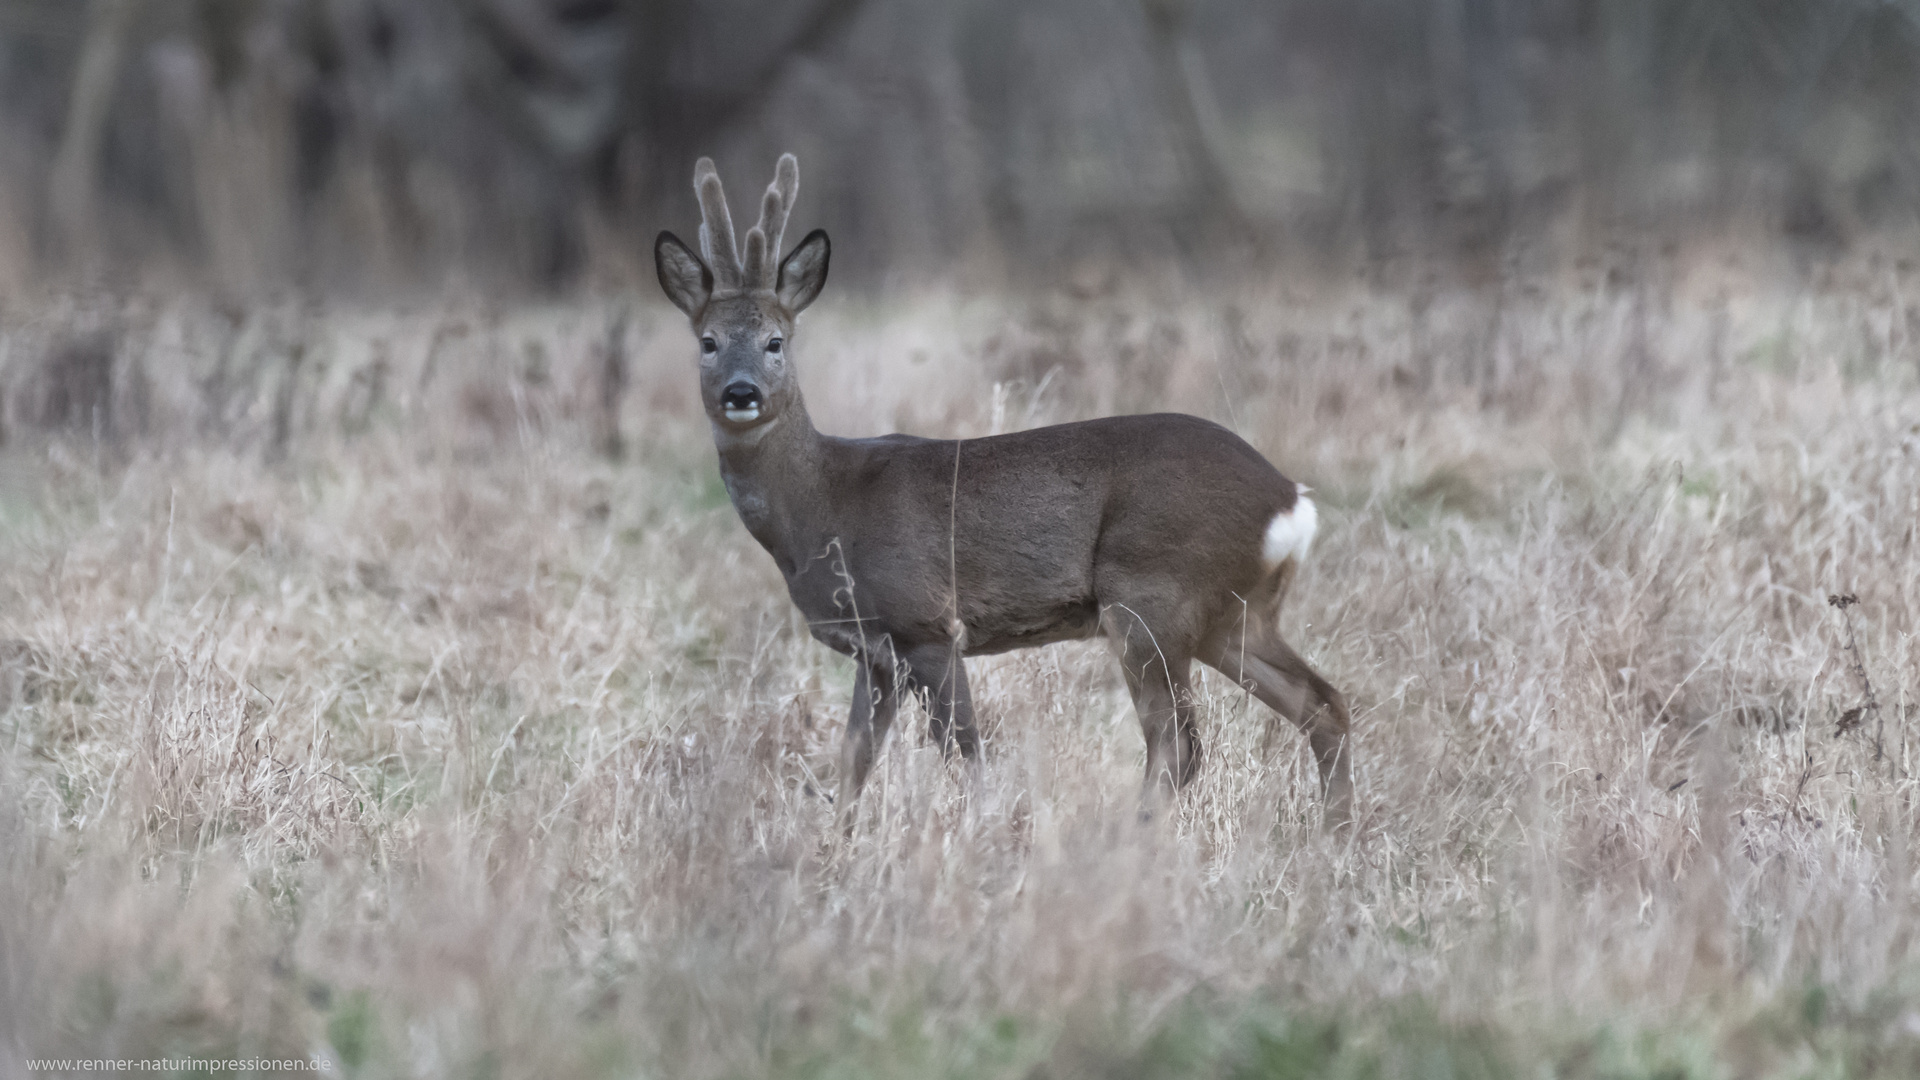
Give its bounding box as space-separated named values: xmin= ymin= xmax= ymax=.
xmin=1104 ymin=609 xmax=1201 ymax=809
xmin=900 ymin=643 xmax=978 ymax=759
xmin=1203 ymin=633 xmax=1352 ymax=829
xmin=839 ymin=658 xmax=900 ymax=807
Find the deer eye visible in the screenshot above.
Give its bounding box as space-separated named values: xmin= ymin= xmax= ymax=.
xmin=766 ymin=338 xmax=783 ymax=355
xmin=701 ymin=336 xmax=718 ymax=354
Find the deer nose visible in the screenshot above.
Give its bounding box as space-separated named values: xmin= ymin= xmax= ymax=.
xmin=721 ymin=381 xmax=763 ymax=422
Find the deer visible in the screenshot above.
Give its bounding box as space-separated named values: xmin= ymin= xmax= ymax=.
xmin=654 ymin=154 xmax=1352 ymax=828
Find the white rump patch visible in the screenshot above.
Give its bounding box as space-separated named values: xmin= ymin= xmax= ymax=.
xmin=1261 ymin=493 xmax=1318 ymax=570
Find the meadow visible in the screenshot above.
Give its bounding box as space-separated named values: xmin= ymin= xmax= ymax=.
xmin=4 ymin=251 xmax=1920 ymax=1078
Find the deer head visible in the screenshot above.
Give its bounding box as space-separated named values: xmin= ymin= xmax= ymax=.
xmin=655 ymin=155 xmax=830 ymax=439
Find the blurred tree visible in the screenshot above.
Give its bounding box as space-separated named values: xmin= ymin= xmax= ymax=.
xmin=5 ymin=0 xmax=1920 ymax=291
xmin=47 ymin=0 xmax=139 ymax=260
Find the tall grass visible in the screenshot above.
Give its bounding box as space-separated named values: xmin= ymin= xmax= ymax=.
xmin=4 ymin=257 xmax=1920 ymax=1077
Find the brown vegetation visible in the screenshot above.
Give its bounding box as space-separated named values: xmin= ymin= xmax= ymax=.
xmin=4 ymin=252 xmax=1920 ymax=1074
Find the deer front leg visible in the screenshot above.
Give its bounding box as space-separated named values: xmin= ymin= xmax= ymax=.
xmin=900 ymin=642 xmax=979 ymax=759
xmin=839 ymin=658 xmax=899 ymax=809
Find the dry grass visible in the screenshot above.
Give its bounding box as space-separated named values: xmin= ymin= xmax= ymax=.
xmin=5 ymin=257 xmax=1920 ymax=1077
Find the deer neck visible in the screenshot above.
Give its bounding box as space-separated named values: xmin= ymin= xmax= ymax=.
xmin=712 ymin=397 xmax=829 ymax=564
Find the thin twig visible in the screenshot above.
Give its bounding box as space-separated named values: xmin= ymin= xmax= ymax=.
xmin=1828 ymin=593 xmax=1881 ymax=760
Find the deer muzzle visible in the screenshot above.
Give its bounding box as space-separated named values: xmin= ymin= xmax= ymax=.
xmin=720 ymin=381 xmax=764 ymax=424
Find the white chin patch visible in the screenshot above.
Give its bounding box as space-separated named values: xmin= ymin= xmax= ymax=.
xmin=723 ymin=406 xmax=762 ymax=424
xmin=1261 ymin=494 xmax=1319 ymax=570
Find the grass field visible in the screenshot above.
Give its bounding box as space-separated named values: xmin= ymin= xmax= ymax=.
xmin=5 ymin=260 xmax=1920 ymax=1077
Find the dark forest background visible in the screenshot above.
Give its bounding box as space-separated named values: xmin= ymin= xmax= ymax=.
xmin=3 ymin=0 xmax=1918 ymax=295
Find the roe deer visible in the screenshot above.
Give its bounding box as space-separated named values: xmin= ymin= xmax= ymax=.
xmin=655 ymin=155 xmax=1352 ymax=827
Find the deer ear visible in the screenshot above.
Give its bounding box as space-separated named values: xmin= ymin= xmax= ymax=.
xmin=776 ymin=229 xmax=830 ymax=313
xmin=655 ymin=231 xmax=712 ymax=317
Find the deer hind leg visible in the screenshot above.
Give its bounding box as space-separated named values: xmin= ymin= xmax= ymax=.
xmin=899 ymin=642 xmax=979 ymax=760
xmin=840 ymin=655 xmax=901 ymax=809
xmin=1202 ymin=630 xmax=1352 ymax=829
xmin=1103 ymin=607 xmax=1202 ymax=809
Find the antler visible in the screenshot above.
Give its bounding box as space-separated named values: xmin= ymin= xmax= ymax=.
xmin=694 ymin=157 xmax=742 ymax=289
xmin=696 ymin=155 xmax=800 ymax=293
xmin=742 ymin=154 xmax=799 ymax=289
